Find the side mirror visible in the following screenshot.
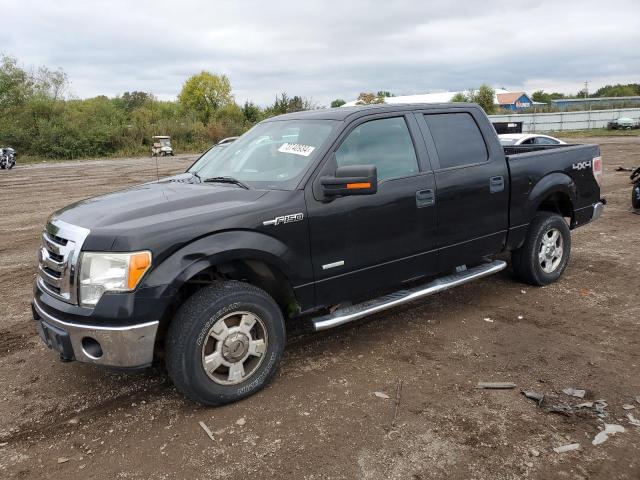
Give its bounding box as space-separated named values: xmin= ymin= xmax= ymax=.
xmin=321 ymin=165 xmax=377 ymax=197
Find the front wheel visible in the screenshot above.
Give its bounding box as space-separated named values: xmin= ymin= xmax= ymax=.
xmin=512 ymin=212 xmax=571 ymax=286
xmin=165 ymin=281 xmax=286 ymax=405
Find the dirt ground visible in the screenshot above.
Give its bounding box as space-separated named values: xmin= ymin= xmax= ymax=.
xmin=0 ymin=139 xmax=639 ymax=479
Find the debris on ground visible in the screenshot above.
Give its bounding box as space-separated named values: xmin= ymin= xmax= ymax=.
xmin=236 ymin=417 xmax=246 ymax=426
xmin=627 ymin=413 xmax=640 ymax=427
xmin=392 ymin=380 xmax=403 ymax=427
xmin=483 ymin=317 xmax=494 ymax=323
xmin=548 ymin=403 xmax=574 ymax=416
xmin=553 ymin=443 xmax=581 ymax=453
xmin=623 ymin=404 xmax=636 ymax=410
xmin=198 ymin=421 xmax=216 ymax=442
xmin=530 ymin=448 xmax=540 ymax=457
xmin=476 ymin=382 xmax=516 ymax=389
xmin=374 ymin=391 xmax=390 ymax=399
xmin=595 ymin=400 xmax=609 ymax=418
xmin=521 ymin=388 xmax=611 ymax=419
xmin=592 ymin=424 xmax=625 ymax=446
xmin=57 ymin=457 xmax=69 ymax=464
xmin=522 ymin=390 xmax=544 ymax=406
xmin=0 ymin=442 xmax=8 ymax=447
xmin=67 ymin=418 xmax=79 ymax=425
xmin=562 ymin=387 xmax=586 ymax=398
xmin=615 ymin=166 xmax=633 ymax=171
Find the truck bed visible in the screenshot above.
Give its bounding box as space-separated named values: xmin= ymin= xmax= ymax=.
xmin=505 ymin=142 xmax=601 ymax=239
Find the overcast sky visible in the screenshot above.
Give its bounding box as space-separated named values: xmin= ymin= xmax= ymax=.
xmin=2 ymin=0 xmax=639 ymax=106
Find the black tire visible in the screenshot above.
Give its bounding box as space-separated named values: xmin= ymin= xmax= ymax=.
xmin=512 ymin=212 xmax=571 ymax=286
xmin=165 ymin=281 xmax=286 ymax=405
xmin=7 ymin=162 xmax=13 ymax=170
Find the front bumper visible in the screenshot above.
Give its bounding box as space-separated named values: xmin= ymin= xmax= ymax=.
xmin=33 ymin=297 xmax=158 ymax=368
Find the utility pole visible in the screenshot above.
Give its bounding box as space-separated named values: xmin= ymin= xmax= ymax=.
xmin=584 ymin=81 xmax=589 ymax=99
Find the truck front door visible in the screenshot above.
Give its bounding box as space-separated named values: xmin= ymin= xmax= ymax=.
xmin=305 ymin=114 xmax=439 ymax=307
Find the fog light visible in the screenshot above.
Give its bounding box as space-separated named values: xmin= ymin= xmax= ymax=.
xmin=81 ymin=337 xmax=103 ymax=359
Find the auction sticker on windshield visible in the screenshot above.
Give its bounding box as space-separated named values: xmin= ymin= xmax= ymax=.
xmin=278 ymin=143 xmax=315 ymax=156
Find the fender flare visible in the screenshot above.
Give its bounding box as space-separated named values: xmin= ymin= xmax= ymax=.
xmin=143 ymin=230 xmax=301 ymax=295
xmin=526 ymin=172 xmax=577 ymax=220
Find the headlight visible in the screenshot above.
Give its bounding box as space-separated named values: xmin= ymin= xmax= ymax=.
xmin=79 ymin=251 xmax=152 ymax=307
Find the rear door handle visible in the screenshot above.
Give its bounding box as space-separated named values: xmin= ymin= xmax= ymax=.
xmin=416 ymin=189 xmax=435 ymax=207
xmin=490 ymin=176 xmax=504 ymax=193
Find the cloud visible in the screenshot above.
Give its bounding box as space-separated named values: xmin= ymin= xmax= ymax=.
xmin=2 ymin=0 xmax=639 ymax=105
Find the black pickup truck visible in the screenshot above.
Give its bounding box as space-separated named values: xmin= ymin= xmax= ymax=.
xmin=32 ymin=103 xmax=604 ymax=405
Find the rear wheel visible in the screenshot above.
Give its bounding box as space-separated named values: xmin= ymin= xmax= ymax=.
xmin=512 ymin=212 xmax=571 ymax=285
xmin=165 ymin=281 xmax=285 ymax=405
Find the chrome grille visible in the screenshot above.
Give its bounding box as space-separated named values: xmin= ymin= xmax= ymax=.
xmin=37 ymin=219 xmax=90 ymax=304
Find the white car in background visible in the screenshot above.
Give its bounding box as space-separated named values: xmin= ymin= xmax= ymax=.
xmin=499 ymin=134 xmax=566 ymax=146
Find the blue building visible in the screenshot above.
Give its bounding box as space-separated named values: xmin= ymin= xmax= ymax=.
xmin=496 ymin=91 xmax=538 ymax=111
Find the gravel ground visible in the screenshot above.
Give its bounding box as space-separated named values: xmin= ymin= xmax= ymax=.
xmin=0 ymin=139 xmax=639 ymax=479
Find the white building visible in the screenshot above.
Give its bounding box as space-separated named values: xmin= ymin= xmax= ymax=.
xmin=342 ymin=88 xmax=540 ymax=111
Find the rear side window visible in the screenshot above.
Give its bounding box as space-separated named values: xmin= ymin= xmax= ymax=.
xmin=423 ymin=113 xmax=488 ymax=169
xmin=335 ymin=117 xmax=419 ymax=181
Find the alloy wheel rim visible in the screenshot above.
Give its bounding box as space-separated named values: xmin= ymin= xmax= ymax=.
xmin=201 ymin=311 xmax=268 ymax=385
xmin=538 ymin=227 xmax=564 ymax=273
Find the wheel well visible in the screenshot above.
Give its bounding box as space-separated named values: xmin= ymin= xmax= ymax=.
xmin=537 ymin=192 xmax=573 ymax=222
xmin=167 ymin=258 xmax=298 ymax=320
xmin=154 ymin=259 xmax=298 ymax=356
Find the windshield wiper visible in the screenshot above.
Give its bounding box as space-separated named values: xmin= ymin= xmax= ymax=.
xmin=203 ymin=176 xmax=250 ymax=190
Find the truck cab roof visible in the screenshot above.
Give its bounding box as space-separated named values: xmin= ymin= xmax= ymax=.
xmin=263 ymin=103 xmax=482 ymax=122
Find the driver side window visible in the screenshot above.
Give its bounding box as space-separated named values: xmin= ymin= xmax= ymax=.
xmin=335 ymin=117 xmax=419 ymax=181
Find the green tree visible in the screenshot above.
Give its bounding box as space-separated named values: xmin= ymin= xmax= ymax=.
xmin=178 ymin=71 xmax=233 ymax=124
xmin=355 ymin=92 xmax=385 ymax=105
xmin=242 ymin=101 xmax=262 ymax=123
xmin=469 ymin=84 xmax=496 ymax=114
xmin=376 ymin=91 xmax=394 ymax=98
xmin=450 ymin=92 xmax=468 ymax=102
xmin=264 ymin=92 xmax=316 ymax=117
xmin=119 ymin=91 xmax=153 ymax=111
xmin=0 ymin=54 xmax=34 ymax=108
xmin=592 ymin=83 xmax=640 ymax=97
xmin=330 ymin=99 xmax=346 ymax=108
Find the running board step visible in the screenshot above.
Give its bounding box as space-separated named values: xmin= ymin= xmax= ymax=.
xmin=311 ymin=260 xmax=507 ymax=331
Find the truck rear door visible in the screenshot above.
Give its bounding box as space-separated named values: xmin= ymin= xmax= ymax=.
xmin=415 ymin=108 xmax=509 ymax=269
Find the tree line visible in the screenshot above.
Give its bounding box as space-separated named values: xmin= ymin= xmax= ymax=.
xmin=0 ymin=55 xmax=317 ymax=160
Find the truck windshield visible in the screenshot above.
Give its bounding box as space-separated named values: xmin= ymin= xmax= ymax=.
xmin=189 ymin=120 xmax=337 ymax=190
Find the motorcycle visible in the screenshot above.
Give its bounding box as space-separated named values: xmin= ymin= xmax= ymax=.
xmin=632 ymin=166 xmax=640 ymax=213
xmin=0 ymin=148 xmax=16 ymax=170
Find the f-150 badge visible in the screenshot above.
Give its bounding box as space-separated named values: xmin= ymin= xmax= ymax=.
xmin=263 ymin=213 xmax=304 ymax=226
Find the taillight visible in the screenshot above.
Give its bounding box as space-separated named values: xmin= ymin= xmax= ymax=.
xmin=592 ymin=156 xmax=603 ymax=187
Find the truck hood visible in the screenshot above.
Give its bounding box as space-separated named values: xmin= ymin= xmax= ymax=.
xmin=51 ymin=178 xmax=270 ymax=251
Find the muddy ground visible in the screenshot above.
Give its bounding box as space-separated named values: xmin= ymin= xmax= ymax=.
xmin=0 ymin=139 xmax=639 ymax=479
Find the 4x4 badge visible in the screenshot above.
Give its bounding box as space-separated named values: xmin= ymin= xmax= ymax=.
xmin=263 ymin=213 xmax=304 ymax=226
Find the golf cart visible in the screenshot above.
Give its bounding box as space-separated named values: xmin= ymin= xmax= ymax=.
xmin=151 ymin=136 xmax=174 ymax=157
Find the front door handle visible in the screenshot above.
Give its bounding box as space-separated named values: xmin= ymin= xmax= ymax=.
xmin=490 ymin=176 xmax=504 ymax=193
xmin=416 ymin=189 xmax=435 ymax=207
